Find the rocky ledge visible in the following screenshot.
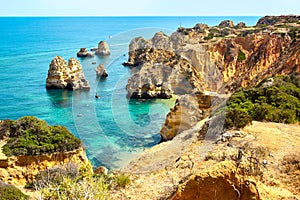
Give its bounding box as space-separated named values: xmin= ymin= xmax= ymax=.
xmin=46 ymin=56 xmax=90 ymax=90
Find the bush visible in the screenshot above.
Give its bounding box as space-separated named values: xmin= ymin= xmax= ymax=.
xmin=115 ymin=174 xmax=131 ymax=188
xmin=237 ymin=50 xmax=246 ymax=62
xmin=0 ymin=182 xmax=29 ymax=200
xmin=225 ymin=109 xmax=252 ymax=129
xmin=1 ymin=116 xmax=82 ymax=157
xmin=223 ymin=74 xmax=300 ymax=129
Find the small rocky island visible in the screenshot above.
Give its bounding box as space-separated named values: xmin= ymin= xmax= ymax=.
xmin=46 ymin=56 xmax=90 ymax=90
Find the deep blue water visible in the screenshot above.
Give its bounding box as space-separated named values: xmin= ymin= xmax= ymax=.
xmin=0 ymin=16 xmax=260 ymax=168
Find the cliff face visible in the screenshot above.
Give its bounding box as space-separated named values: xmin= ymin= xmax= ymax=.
xmin=0 ymin=147 xmax=87 ymax=186
xmin=0 ymin=117 xmax=88 ymax=186
xmin=124 ymin=15 xmax=300 ymax=140
xmin=46 ymin=56 xmax=90 ymax=90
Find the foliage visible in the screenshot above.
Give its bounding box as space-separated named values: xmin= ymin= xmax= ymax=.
xmin=28 ymin=162 xmax=110 ymax=200
xmin=115 ymin=174 xmax=131 ymax=188
xmin=224 ymin=74 xmax=300 ymax=129
xmin=0 ymin=182 xmax=29 ymax=200
xmin=237 ymin=50 xmax=246 ymax=62
xmin=1 ymin=116 xmax=82 ymax=157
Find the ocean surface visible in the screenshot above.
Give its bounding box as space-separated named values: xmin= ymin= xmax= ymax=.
xmin=0 ymin=16 xmax=259 ymax=168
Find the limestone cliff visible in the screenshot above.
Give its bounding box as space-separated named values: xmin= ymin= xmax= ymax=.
xmin=0 ymin=117 xmax=89 ymax=186
xmin=124 ymin=15 xmax=300 ymax=140
xmin=0 ymin=147 xmax=87 ymax=186
xmin=46 ymin=56 xmax=90 ymax=90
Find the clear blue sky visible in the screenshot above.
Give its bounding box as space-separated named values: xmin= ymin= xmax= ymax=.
xmin=1 ymin=0 xmax=299 ymax=16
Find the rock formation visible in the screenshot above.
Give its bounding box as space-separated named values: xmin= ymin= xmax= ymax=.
xmin=46 ymin=56 xmax=90 ymax=90
xmin=95 ymin=41 xmax=110 ymax=56
xmin=123 ymin=15 xmax=300 ymax=140
xmin=256 ymin=15 xmax=300 ymax=26
xmin=95 ymin=64 xmax=108 ymax=78
xmin=77 ymin=48 xmax=94 ymax=57
xmin=218 ymin=20 xmax=234 ymax=27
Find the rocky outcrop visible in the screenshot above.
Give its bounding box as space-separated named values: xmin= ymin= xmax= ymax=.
xmin=160 ymin=94 xmax=212 ymax=141
xmin=236 ymin=22 xmax=246 ymax=28
xmin=124 ymin=16 xmax=300 ymax=140
xmin=256 ymin=15 xmax=300 ymax=26
xmin=76 ymin=48 xmax=94 ymax=57
xmin=95 ymin=64 xmax=108 ymax=77
xmin=46 ymin=56 xmax=90 ymax=90
xmin=218 ymin=20 xmax=234 ymax=27
xmin=95 ymin=41 xmax=110 ymax=56
xmin=0 ymin=147 xmax=88 ymax=186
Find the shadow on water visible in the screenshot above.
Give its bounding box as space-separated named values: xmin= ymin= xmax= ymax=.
xmin=46 ymin=89 xmax=73 ymax=108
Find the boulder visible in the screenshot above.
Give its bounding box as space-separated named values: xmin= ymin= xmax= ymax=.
xmin=218 ymin=20 xmax=234 ymax=27
xmin=95 ymin=64 xmax=108 ymax=77
xmin=236 ymin=22 xmax=246 ymax=28
xmin=94 ymin=166 xmax=108 ymax=175
xmin=77 ymin=48 xmax=88 ymax=57
xmin=95 ymin=41 xmax=110 ymax=56
xmin=46 ymin=56 xmax=90 ymax=90
xmin=193 ymin=23 xmax=209 ymax=31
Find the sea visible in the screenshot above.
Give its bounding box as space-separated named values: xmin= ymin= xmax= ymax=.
xmin=0 ymin=16 xmax=259 ymax=169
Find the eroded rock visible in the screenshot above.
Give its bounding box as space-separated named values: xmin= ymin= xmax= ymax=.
xmin=46 ymin=56 xmax=90 ymax=90
xmin=95 ymin=64 xmax=108 ymax=78
xmin=96 ymin=41 xmax=110 ymax=56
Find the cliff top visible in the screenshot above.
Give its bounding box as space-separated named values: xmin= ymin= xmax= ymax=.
xmin=0 ymin=116 xmax=82 ymax=157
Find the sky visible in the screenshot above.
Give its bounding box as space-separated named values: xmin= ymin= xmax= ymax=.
xmin=0 ymin=0 xmax=299 ymax=16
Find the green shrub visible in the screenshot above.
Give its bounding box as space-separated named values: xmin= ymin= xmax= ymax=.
xmin=0 ymin=182 xmax=29 ymax=200
xmin=115 ymin=174 xmax=131 ymax=188
xmin=1 ymin=116 xmax=82 ymax=157
xmin=237 ymin=50 xmax=246 ymax=62
xmin=225 ymin=108 xmax=252 ymax=129
xmin=223 ymin=74 xmax=300 ymax=129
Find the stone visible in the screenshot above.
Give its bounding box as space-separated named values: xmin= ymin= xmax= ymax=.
xmin=77 ymin=48 xmax=88 ymax=57
xmin=95 ymin=41 xmax=110 ymax=56
xmin=218 ymin=20 xmax=234 ymax=27
xmin=95 ymin=64 xmax=108 ymax=77
xmin=46 ymin=56 xmax=90 ymax=90
xmin=193 ymin=23 xmax=209 ymax=31
xmin=94 ymin=166 xmax=108 ymax=175
xmin=236 ymin=22 xmax=246 ymax=28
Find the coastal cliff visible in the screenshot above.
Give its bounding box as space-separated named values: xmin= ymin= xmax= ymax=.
xmin=124 ymin=15 xmax=300 ymax=140
xmin=46 ymin=56 xmax=90 ymax=90
xmin=0 ymin=117 xmax=88 ymax=186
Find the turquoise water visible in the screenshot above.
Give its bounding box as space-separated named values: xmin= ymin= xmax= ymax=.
xmin=0 ymin=16 xmax=259 ymax=168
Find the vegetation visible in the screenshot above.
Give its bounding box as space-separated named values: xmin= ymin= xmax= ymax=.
xmin=30 ymin=162 xmax=110 ymax=200
xmin=115 ymin=174 xmax=131 ymax=188
xmin=1 ymin=116 xmax=82 ymax=156
xmin=0 ymin=182 xmax=29 ymax=200
xmin=223 ymin=74 xmax=300 ymax=129
xmin=237 ymin=50 xmax=246 ymax=62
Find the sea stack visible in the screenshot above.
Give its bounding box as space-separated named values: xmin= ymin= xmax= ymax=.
xmin=95 ymin=41 xmax=110 ymax=56
xmin=46 ymin=56 xmax=90 ymax=90
xmin=95 ymin=64 xmax=108 ymax=77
